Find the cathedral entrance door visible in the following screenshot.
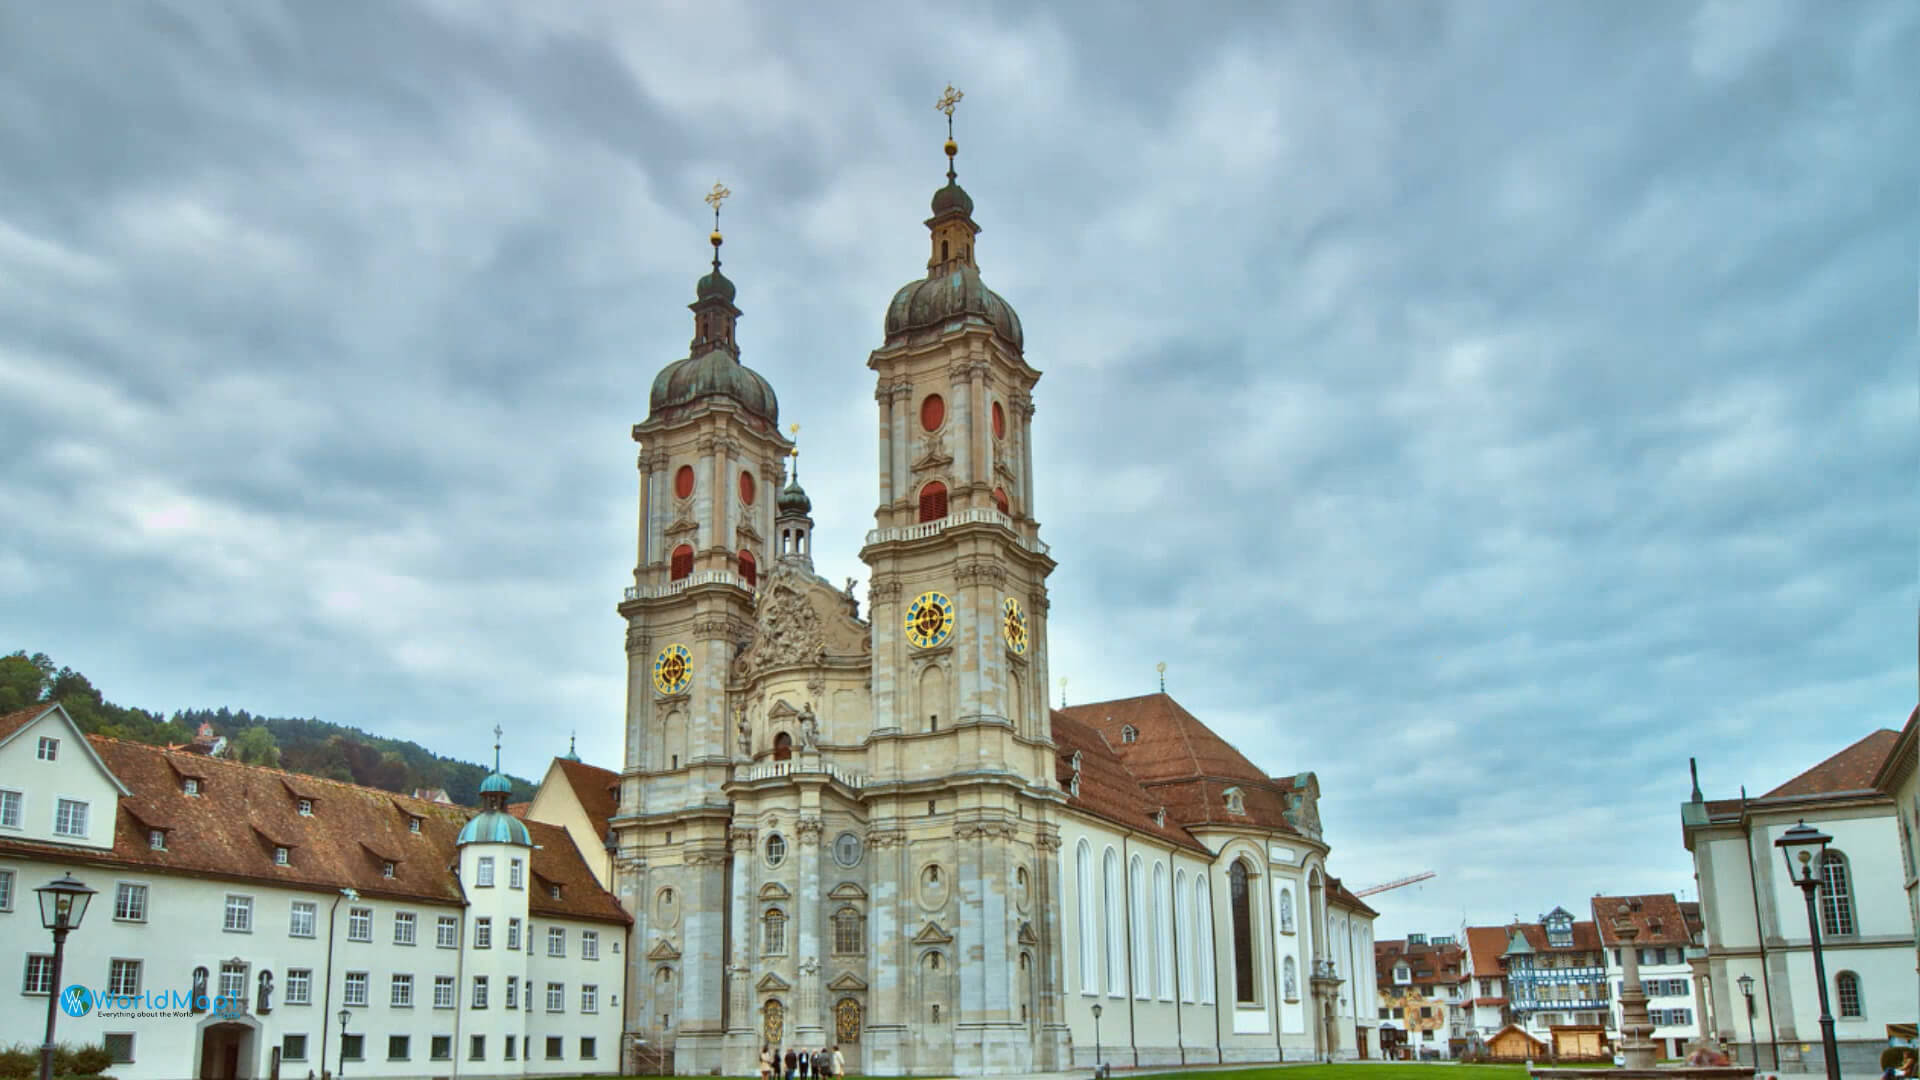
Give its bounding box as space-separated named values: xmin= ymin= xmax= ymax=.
xmin=833 ymin=997 xmax=863 ymax=1073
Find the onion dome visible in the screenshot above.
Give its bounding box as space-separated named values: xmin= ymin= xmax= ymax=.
xmin=647 ymin=187 xmax=780 ymax=425
xmin=931 ymin=178 xmax=974 ymax=218
xmin=777 ymin=473 xmax=812 ymax=515
xmin=458 ymin=731 xmax=532 ymax=847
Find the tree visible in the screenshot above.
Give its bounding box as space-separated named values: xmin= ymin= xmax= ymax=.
xmin=0 ymin=651 xmax=54 ymax=711
xmin=229 ymin=725 xmax=281 ymax=767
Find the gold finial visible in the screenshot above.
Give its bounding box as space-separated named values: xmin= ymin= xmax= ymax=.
xmin=704 ymin=181 xmax=731 ymax=266
xmin=935 ymin=84 xmax=964 ymax=175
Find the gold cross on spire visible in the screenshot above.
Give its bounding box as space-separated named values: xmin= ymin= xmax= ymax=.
xmin=936 ymin=84 xmax=964 ymax=140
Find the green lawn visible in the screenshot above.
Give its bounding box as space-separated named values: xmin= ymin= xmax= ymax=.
xmin=540 ymin=1067 xmax=1536 ymax=1080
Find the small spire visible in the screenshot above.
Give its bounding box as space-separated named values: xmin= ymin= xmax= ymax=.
xmin=705 ymin=181 xmax=731 ymax=272
xmin=492 ymin=724 xmax=503 ymax=773
xmin=1688 ymin=757 xmax=1703 ymax=803
xmin=789 ymin=423 xmax=801 ymax=481
xmin=1059 ymin=675 xmax=1068 ymax=708
xmin=1157 ymin=661 xmax=1167 ymax=692
xmin=936 ymin=84 xmax=964 ymax=182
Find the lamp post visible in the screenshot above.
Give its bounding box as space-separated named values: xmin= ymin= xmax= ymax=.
xmin=1090 ymin=999 xmax=1105 ymax=1068
xmin=35 ymin=874 xmax=96 ymax=1080
xmin=1736 ymin=973 xmax=1759 ymax=1068
xmin=337 ymin=1008 xmax=352 ymax=1079
xmin=1775 ymin=820 xmax=1841 ymax=1080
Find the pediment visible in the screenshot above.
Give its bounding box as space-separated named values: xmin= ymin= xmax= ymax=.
xmin=759 ymin=882 xmax=792 ymax=901
xmin=664 ymin=516 xmax=700 ymax=538
xmin=912 ymin=921 xmax=954 ymax=945
xmin=768 ymin=699 xmax=801 ymax=720
xmin=736 ymin=519 xmax=764 ymax=546
xmin=828 ymin=882 xmax=868 ymax=901
xmin=647 ymin=938 xmax=681 ymax=961
xmin=756 ymin=972 xmax=792 ymax=992
xmin=1017 ymin=921 xmax=1038 ymax=946
xmin=827 ymin=971 xmax=868 ymax=992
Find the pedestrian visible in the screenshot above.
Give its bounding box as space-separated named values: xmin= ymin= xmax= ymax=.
xmin=759 ymin=1045 xmax=773 ymax=1080
xmin=815 ymin=1047 xmax=831 ymax=1079
xmin=833 ymin=1044 xmax=846 ymax=1079
xmin=785 ymin=1046 xmax=797 ymax=1080
xmin=799 ymin=1045 xmax=812 ymax=1080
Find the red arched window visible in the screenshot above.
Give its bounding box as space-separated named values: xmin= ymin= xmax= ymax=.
xmin=674 ymin=465 xmax=695 ymax=499
xmin=992 ymin=487 xmax=1010 ymax=515
xmin=739 ymin=470 xmax=756 ymax=504
xmin=918 ymin=481 xmax=948 ymax=523
xmin=738 ymin=549 xmax=757 ymax=588
xmin=920 ymin=394 xmax=946 ymax=432
xmin=773 ymin=732 xmax=792 ymax=761
xmin=992 ymin=401 xmax=1006 ymax=441
xmin=669 ymin=544 xmax=694 ymax=581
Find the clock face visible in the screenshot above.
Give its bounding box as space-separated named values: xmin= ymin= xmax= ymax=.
xmin=651 ymin=643 xmax=692 ymax=695
xmin=904 ymin=591 xmax=956 ymax=649
xmin=1002 ymin=596 xmax=1028 ymax=654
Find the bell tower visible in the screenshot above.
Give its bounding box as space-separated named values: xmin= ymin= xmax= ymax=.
xmin=616 ymin=184 xmax=791 ymax=1073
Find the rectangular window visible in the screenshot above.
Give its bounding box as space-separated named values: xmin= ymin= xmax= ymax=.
xmin=341 ymin=1034 xmax=364 ymax=1062
xmin=582 ymin=984 xmax=598 ymax=1013
xmin=583 ymin=930 xmax=599 ymax=960
xmin=347 ymin=906 xmax=371 ymax=942
xmin=506 ymin=1035 xmax=518 ymax=1060
xmin=184 ymin=778 xmax=199 ymax=796
xmin=219 ymin=962 xmax=246 ymax=1002
xmin=472 ymin=975 xmax=489 ymax=1009
xmin=506 ymin=976 xmax=519 ymax=1010
xmin=507 ymin=917 xmax=522 ymax=951
xmin=546 ymin=1036 xmax=564 ymax=1060
xmin=38 ymin=736 xmax=58 ymax=761
xmin=0 ymin=790 xmax=21 ymax=828
xmin=547 ymin=981 xmax=565 ymax=1012
xmin=54 ymin=798 xmax=88 ymax=837
xmin=510 ymin=858 xmax=524 ymax=889
xmin=433 ymin=975 xmax=455 ymax=1008
xmin=0 ymin=869 xmax=10 ymax=911
xmin=344 ymin=971 xmax=368 ymax=1007
xmin=437 ymin=914 xmax=459 ymax=948
xmin=148 ymin=829 xmax=165 ymax=850
xmin=387 ymin=1035 xmax=409 ymax=1061
xmin=285 ymin=969 xmax=312 ymax=1005
xmin=580 ymin=1037 xmax=597 ymax=1060
xmin=224 ymin=895 xmax=253 ymax=933
xmin=283 ymin=1034 xmax=308 ymax=1062
xmin=297 ymin=798 xmax=313 ymax=816
xmin=409 ymin=816 xmax=421 ymax=833
xmin=290 ymin=901 xmax=316 ymax=938
xmin=470 ymin=1035 xmax=486 ymax=1062
xmin=548 ymin=926 xmax=566 ymax=957
xmin=476 ymin=856 xmax=495 ymax=887
xmin=431 ymin=1035 xmax=452 ymax=1060
xmin=393 ymin=910 xmax=416 ymax=945
xmin=273 ymin=846 xmax=289 ymax=866
xmin=474 ymin=916 xmax=492 ymax=949
xmin=390 ymin=973 xmax=413 ymax=1007
xmin=108 ymin=959 xmax=141 ymax=997
xmin=114 ymin=883 xmax=148 ymax=922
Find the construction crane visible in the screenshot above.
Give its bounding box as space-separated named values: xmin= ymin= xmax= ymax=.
xmin=1352 ymin=871 xmax=1436 ymax=898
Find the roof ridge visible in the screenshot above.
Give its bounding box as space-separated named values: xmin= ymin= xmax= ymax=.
xmin=88 ymin=733 xmax=476 ymax=814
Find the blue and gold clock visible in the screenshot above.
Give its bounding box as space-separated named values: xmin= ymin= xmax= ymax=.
xmin=1002 ymin=596 xmax=1028 ymax=654
xmin=652 ymin=643 xmax=692 ymax=695
xmin=904 ymin=591 xmax=956 ymax=649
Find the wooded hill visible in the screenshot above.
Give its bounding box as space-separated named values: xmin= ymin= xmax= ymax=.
xmin=1 ymin=650 xmax=535 ymax=806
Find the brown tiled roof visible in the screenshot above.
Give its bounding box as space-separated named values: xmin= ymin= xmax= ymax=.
xmin=0 ymin=703 xmax=51 ymax=744
xmin=1765 ymin=728 xmax=1900 ymax=798
xmin=1465 ymin=925 xmax=1511 ymax=975
xmin=1592 ymin=894 xmax=1695 ymax=948
xmin=1511 ymin=920 xmax=1602 ymax=953
xmin=0 ymin=736 xmax=628 ymax=925
xmin=506 ymin=802 xmax=531 ymax=819
xmin=1054 ymin=694 xmax=1303 ymax=834
xmin=554 ymin=756 xmax=621 ymax=838
xmin=1051 ymin=710 xmax=1209 ymax=852
xmin=1374 ymin=938 xmax=1468 ymax=991
xmin=1327 ymin=875 xmax=1379 ymax=917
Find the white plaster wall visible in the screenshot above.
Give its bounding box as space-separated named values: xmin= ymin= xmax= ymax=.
xmin=0 ymin=709 xmax=123 ymax=851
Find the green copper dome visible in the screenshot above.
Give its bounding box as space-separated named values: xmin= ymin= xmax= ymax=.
xmin=457 ymin=809 xmax=531 ymax=847
xmin=479 ymin=771 xmax=513 ymax=796
xmin=777 ymin=474 xmax=812 ymax=515
xmin=696 ymin=267 xmax=736 ymax=303
xmin=931 ymin=180 xmax=974 ymax=218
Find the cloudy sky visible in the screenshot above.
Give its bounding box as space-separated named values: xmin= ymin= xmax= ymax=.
xmin=2 ymin=1 xmax=1914 ymax=937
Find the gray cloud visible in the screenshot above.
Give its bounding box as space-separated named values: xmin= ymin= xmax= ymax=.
xmin=1 ymin=0 xmax=1914 ymax=935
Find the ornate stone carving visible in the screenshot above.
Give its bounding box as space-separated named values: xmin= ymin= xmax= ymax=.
xmin=799 ymin=706 xmax=820 ymax=750
xmin=1034 ymin=830 xmax=1062 ymax=853
xmin=890 ymin=381 xmax=915 ymax=402
xmin=727 ymin=826 xmax=758 ymax=851
xmin=869 ymin=577 xmax=903 ymax=601
xmin=737 ymin=712 xmax=753 ymax=758
xmin=911 ymin=432 xmax=952 ymax=474
xmin=796 ymin=816 xmax=824 ymax=845
xmin=955 ymin=821 xmax=1020 ymax=841
xmin=956 ymin=560 xmax=1007 ymax=586
xmin=866 ymin=829 xmax=907 ymax=849
xmin=737 ymin=565 xmax=827 ymax=675
xmin=625 ymin=626 xmax=651 ymax=655
xmin=1029 ymin=588 xmax=1050 ymax=614
xmin=685 ymin=850 xmax=725 ymax=867
xmin=696 ymin=434 xmax=719 ymax=454
xmin=694 ymin=616 xmax=734 ymax=640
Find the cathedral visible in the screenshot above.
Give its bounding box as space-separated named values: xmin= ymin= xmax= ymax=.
xmin=608 ymin=99 xmax=1380 ymax=1076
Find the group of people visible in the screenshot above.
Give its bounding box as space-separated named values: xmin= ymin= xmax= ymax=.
xmin=1883 ymin=1050 xmax=1918 ymax=1080
xmin=761 ymin=1044 xmax=843 ymax=1080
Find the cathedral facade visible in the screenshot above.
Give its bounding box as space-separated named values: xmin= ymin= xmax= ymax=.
xmin=608 ymin=129 xmax=1379 ymax=1076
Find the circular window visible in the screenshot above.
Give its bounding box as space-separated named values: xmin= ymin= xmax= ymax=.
xmin=920 ymin=393 xmax=946 ymax=432
xmin=834 ymin=832 xmax=864 ymax=868
xmin=654 ymin=886 xmax=681 ymax=928
xmin=739 ymin=470 xmax=756 ymax=504
xmin=674 ymin=465 xmax=695 ymax=499
xmin=992 ymin=401 xmax=1006 ymax=440
xmin=765 ymin=832 xmax=787 ymax=868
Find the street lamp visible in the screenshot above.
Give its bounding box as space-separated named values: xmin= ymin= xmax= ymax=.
xmin=35 ymin=874 xmax=96 ymax=1080
xmin=337 ymin=1008 xmax=352 ymax=1079
xmin=1735 ymin=973 xmax=1760 ymax=1068
xmin=1090 ymin=1002 xmax=1104 ymax=1078
xmin=1775 ymin=820 xmax=1841 ymax=1080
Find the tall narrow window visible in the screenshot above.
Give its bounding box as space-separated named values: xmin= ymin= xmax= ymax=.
xmin=764 ymin=909 xmax=787 ymax=955
xmin=1154 ymin=862 xmax=1173 ymax=1000
xmin=918 ymin=481 xmax=948 ymax=523
xmin=773 ymin=732 xmax=792 ymax=761
xmin=1834 ymin=971 xmax=1862 ymax=1018
xmin=1230 ymin=860 xmax=1256 ymax=1003
xmin=1103 ymin=849 xmax=1124 ymax=996
xmin=1818 ymin=852 xmax=1855 ymax=936
xmin=1175 ymin=869 xmax=1194 ymax=1002
xmin=1076 ymin=841 xmax=1097 ymax=992
xmin=670 ymin=544 xmax=694 ymax=582
xmin=1196 ymin=875 xmax=1216 ymax=1004
xmin=1129 ymin=855 xmax=1148 ymax=999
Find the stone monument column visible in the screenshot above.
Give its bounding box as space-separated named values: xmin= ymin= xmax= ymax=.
xmin=1613 ymin=906 xmax=1657 ymax=1069
xmin=728 ymin=827 xmax=757 ymax=1041
xmin=796 ymin=815 xmax=826 ymax=1043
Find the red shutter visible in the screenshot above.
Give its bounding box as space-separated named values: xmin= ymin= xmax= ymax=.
xmin=670 ymin=545 xmax=694 ymax=581
xmin=918 ymin=482 xmax=948 ymax=523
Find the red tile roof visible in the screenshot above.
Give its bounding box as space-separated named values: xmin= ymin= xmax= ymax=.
xmin=0 ymin=703 xmax=51 ymax=745
xmin=1508 ymin=920 xmax=1602 ymax=954
xmin=1592 ymin=894 xmax=1696 ymax=948
xmin=1374 ymin=938 xmax=1468 ymax=991
xmin=1327 ymin=876 xmax=1380 ymax=917
xmin=1051 ymin=709 xmax=1209 ymax=852
xmin=1765 ymin=728 xmax=1900 ymax=798
xmin=0 ymin=735 xmax=627 ymax=925
xmin=553 ymin=756 xmax=621 ymax=839
xmin=1464 ymin=925 xmax=1512 ymax=975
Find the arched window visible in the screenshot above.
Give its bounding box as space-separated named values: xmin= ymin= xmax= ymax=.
xmin=918 ymin=480 xmax=948 ymax=523
xmin=763 ymin=908 xmax=787 ymax=955
xmin=1819 ymin=851 xmax=1855 ymax=936
xmin=1835 ymin=970 xmax=1862 ymax=1018
xmin=1153 ymin=862 xmax=1173 ymax=1000
xmin=1076 ymin=840 xmax=1097 ymax=992
xmin=1175 ymin=869 xmax=1194 ymax=1002
xmin=1103 ymin=848 xmax=1124 ymax=996
xmin=738 ymin=549 xmax=757 ymax=588
xmin=1223 ymin=786 xmax=1246 ymax=815
xmin=773 ymin=732 xmax=792 ymax=761
xmin=1280 ymin=887 xmax=1295 ymax=933
xmin=670 ymin=543 xmax=694 ymax=581
xmin=992 ymin=487 xmax=1010 ymax=515
xmin=1195 ymin=875 xmax=1216 ymax=1004
xmin=1129 ymin=855 xmax=1149 ymax=999
xmin=1230 ymin=860 xmax=1257 ymax=1004
xmin=833 ymin=907 xmax=866 ymax=955
xmin=1121 ymin=725 xmax=1138 ymax=744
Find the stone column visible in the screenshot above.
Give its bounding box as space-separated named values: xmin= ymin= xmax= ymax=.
xmin=891 ymin=383 xmax=913 ymax=524
xmin=968 ymin=359 xmax=989 ymax=499
xmin=625 ymin=627 xmax=651 ymax=773
xmin=1019 ymin=397 xmax=1037 ymax=519
xmin=863 ymin=827 xmax=909 ymax=1072
xmin=728 ymin=827 xmax=757 ymax=1036
xmin=679 ymin=846 xmax=732 ymax=1071
xmin=876 ymin=383 xmax=895 ymax=512
xmin=1613 ymin=910 xmax=1656 ymax=1069
xmin=637 ymin=450 xmax=653 ymax=576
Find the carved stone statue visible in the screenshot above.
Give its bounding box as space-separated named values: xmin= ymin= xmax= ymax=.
xmin=799 ymin=705 xmax=820 ymax=750
xmin=256 ymin=969 xmax=274 ymax=1013
xmin=737 ymin=713 xmax=752 ymax=758
xmin=844 ymin=577 xmax=860 ymax=619
xmin=1284 ymin=963 xmax=1298 ymax=1000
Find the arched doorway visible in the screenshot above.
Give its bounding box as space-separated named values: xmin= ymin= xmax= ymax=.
xmin=195 ymin=1016 xmax=258 ymax=1080
xmin=762 ymin=997 xmax=785 ymax=1046
xmin=834 ymin=997 xmax=863 ymax=1071
xmin=773 ymin=732 xmax=792 ymax=761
